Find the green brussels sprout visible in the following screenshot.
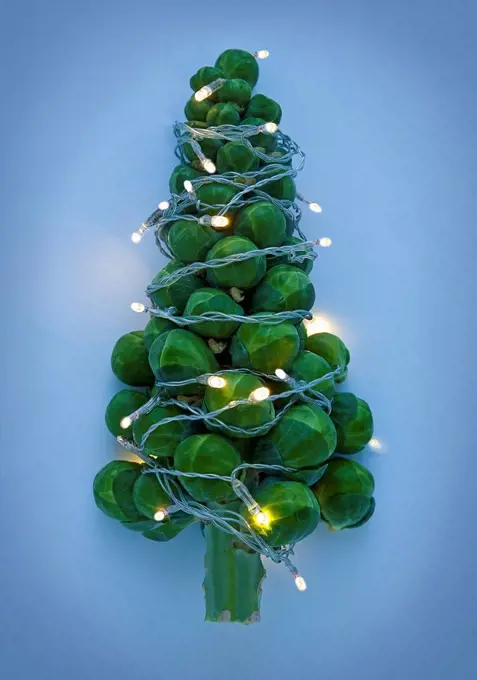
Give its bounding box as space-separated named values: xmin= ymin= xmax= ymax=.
xmin=217 ymin=78 xmax=252 ymax=106
xmin=93 ymin=460 xmax=144 ymax=521
xmin=206 ymin=102 xmax=241 ymax=126
xmin=262 ymin=168 xmax=296 ymax=200
xmin=306 ymin=332 xmax=350 ymax=383
xmin=148 ymin=260 xmax=202 ymax=312
xmin=133 ymin=404 xmax=193 ymax=456
xmin=290 ymin=351 xmax=335 ymax=399
xmin=251 ymin=264 xmax=315 ymax=314
xmin=240 ymin=117 xmax=277 ymax=151
xmin=215 ymin=49 xmax=259 ymax=87
xmin=234 ymin=200 xmax=286 ymax=248
xmin=245 ymin=479 xmax=320 ymax=546
xmin=140 ymin=517 xmax=193 ymax=542
xmin=267 ymin=236 xmax=313 ymax=274
xmin=183 ymin=288 xmax=243 ymax=339
xmin=105 ymin=389 xmax=149 ymax=439
xmin=143 ymin=316 xmax=176 ymax=351
xmin=183 ymin=136 xmax=223 ymax=163
xmin=184 ymin=96 xmax=212 ymax=122
xmin=204 ymin=371 xmax=275 ymax=439
xmin=255 ymin=404 xmax=336 ymax=484
xmin=285 ymin=216 xmax=296 ymax=236
xmin=312 ymin=458 xmax=375 ymax=530
xmin=263 ymin=147 xmax=292 ymax=166
xmin=111 ymin=331 xmax=154 ymax=387
xmin=174 ymin=433 xmax=241 ymax=502
xmin=190 ymin=66 xmax=224 ymax=93
xmin=132 ymin=474 xmax=195 ymax=541
xmin=148 ymin=329 xmax=219 ymax=395
xmin=297 ymin=321 xmax=307 ymax=351
xmin=216 ymin=142 xmax=259 ymax=174
xmin=231 ymin=320 xmax=300 ymax=373
xmin=245 ymin=94 xmax=282 ymax=123
xmin=196 ymin=182 xmax=239 ymax=214
xmin=206 ymin=236 xmax=266 ymax=290
xmin=331 ymin=393 xmax=374 ymax=454
xmin=169 ymin=164 xmax=203 ymax=195
xmin=168 ymin=218 xmax=223 ymax=263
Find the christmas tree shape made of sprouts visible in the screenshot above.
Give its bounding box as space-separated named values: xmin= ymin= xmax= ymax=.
xmin=94 ymin=49 xmax=376 ymax=624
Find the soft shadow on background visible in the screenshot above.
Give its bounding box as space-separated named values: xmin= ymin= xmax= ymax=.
xmin=2 ymin=1 xmax=477 ymax=678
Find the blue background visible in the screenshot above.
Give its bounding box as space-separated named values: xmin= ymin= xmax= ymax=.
xmin=2 ymin=1 xmax=477 ymax=678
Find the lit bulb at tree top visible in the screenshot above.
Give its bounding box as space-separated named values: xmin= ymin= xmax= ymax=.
xmin=304 ymin=314 xmax=331 ymax=335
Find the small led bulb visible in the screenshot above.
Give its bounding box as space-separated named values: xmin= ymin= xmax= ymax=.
xmin=294 ymin=575 xmax=307 ymax=591
xmin=249 ymin=387 xmax=270 ymax=403
xmin=203 ymin=159 xmax=216 ymax=174
xmin=183 ymin=180 xmax=194 ymax=193
xmin=275 ymin=368 xmax=288 ymax=380
xmin=309 ymin=202 xmax=322 ymax=213
xmin=207 ymin=376 xmax=226 ymax=389
xmin=120 ymin=416 xmax=132 ymax=429
xmin=210 ymin=215 xmax=229 ymax=228
xmin=304 ymin=315 xmax=331 ymax=335
xmin=158 ymin=201 xmax=170 ymax=210
xmin=264 ymin=122 xmax=278 ymax=133
xmin=254 ymin=50 xmax=270 ymax=59
xmin=254 ymin=511 xmax=270 ymax=528
xmin=194 ymin=85 xmax=213 ymax=102
xmin=153 ymin=509 xmax=167 ymax=522
xmin=369 ymin=438 xmax=383 ymax=451
xmin=319 ymin=237 xmax=332 ymax=247
xmin=131 ymin=231 xmax=143 ymax=244
xmin=131 ymin=302 xmax=145 ymax=313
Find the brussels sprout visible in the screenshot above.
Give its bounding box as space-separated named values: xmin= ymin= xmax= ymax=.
xmin=184 ymin=288 xmax=243 ymax=339
xmin=251 ymin=264 xmax=315 ymax=314
xmin=93 ymin=460 xmax=144 ymax=521
xmin=215 ymin=49 xmax=259 ymax=87
xmin=245 ymin=94 xmax=282 ymax=123
xmin=230 ymin=320 xmax=300 ymax=373
xmin=190 ymin=66 xmax=224 ymax=93
xmin=244 ymin=479 xmax=320 ymax=546
xmin=183 ymin=136 xmax=223 ymax=163
xmin=174 ymin=433 xmax=241 ymax=502
xmin=206 ymin=102 xmax=241 ymax=126
xmin=111 ymin=331 xmax=154 ymax=387
xmin=331 ymin=393 xmax=374 ymax=454
xmin=312 ymin=458 xmax=375 ymax=530
xmin=140 ymin=518 xmax=193 ymax=542
xmin=132 ymin=474 xmax=195 ymax=540
xmin=267 ymin=236 xmax=313 ymax=274
xmin=234 ymin=200 xmax=286 ymax=248
xmin=204 ymin=371 xmax=275 ymax=439
xmin=255 ymin=404 xmax=336 ymax=484
xmin=206 ymin=236 xmax=266 ymax=290
xmin=290 ymin=351 xmax=335 ymax=399
xmin=196 ymin=182 xmax=239 ymax=214
xmin=169 ymin=164 xmax=203 ymax=195
xmin=184 ymin=96 xmax=212 ymax=122
xmin=263 ymin=147 xmax=292 ymax=167
xmin=168 ymin=219 xmax=223 ymax=263
xmin=262 ymin=169 xmax=296 ymax=200
xmin=133 ymin=404 xmax=193 ymax=456
xmin=148 ymin=329 xmax=219 ymax=395
xmin=306 ymin=332 xmax=350 ymax=383
xmin=105 ymin=389 xmax=149 ymax=439
xmin=148 ymin=260 xmax=202 ymax=313
xmin=217 ymin=78 xmax=252 ymax=106
xmin=240 ymin=117 xmax=277 ymax=151
xmin=143 ymin=316 xmax=176 ymax=351
xmin=216 ymin=142 xmax=259 ymax=174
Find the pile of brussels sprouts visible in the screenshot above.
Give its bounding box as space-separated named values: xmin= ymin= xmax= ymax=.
xmin=94 ymin=48 xmax=376 ymax=590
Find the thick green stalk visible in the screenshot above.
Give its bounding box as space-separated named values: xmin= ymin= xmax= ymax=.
xmin=203 ymin=522 xmax=266 ymax=623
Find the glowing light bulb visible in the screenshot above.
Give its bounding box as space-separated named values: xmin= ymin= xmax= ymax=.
xmin=294 ymin=575 xmax=307 ymax=591
xmin=131 ymin=231 xmax=143 ymax=244
xmin=254 ymin=50 xmax=270 ymax=59
xmin=203 ymin=159 xmax=216 ymax=174
xmin=158 ymin=201 xmax=170 ymax=210
xmin=275 ymin=368 xmax=288 ymax=380
xmin=264 ymin=122 xmax=278 ymax=133
xmin=154 ymin=509 xmax=167 ymax=522
xmin=194 ymin=86 xmax=213 ymax=102
xmin=369 ymin=438 xmax=383 ymax=452
xmin=207 ymin=376 xmax=226 ymax=389
xmin=304 ymin=315 xmax=331 ymax=335
xmin=210 ymin=215 xmax=229 ymax=228
xmin=120 ymin=416 xmax=132 ymax=429
xmin=183 ymin=180 xmax=194 ymax=193
xmin=254 ymin=511 xmax=271 ymax=528
xmin=131 ymin=302 xmax=145 ymax=313
xmin=319 ymin=237 xmax=332 ymax=247
xmin=309 ymin=202 xmax=322 ymax=213
xmin=249 ymin=387 xmax=271 ymax=403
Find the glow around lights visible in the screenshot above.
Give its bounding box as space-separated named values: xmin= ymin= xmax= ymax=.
xmin=264 ymin=122 xmax=278 ymax=133
xmin=130 ymin=302 xmax=145 ymax=313
xmin=294 ymin=575 xmax=307 ymax=591
xmin=249 ymin=386 xmax=271 ymax=403
xmin=319 ymin=237 xmax=332 ymax=248
xmin=275 ymin=368 xmax=288 ymax=380
xmin=183 ymin=180 xmax=194 ymax=193
xmin=211 ymin=215 xmax=229 ymax=228
xmin=194 ymin=86 xmax=212 ymax=102
xmin=369 ymin=438 xmax=384 ymax=452
xmin=120 ymin=416 xmax=132 ymax=429
xmin=254 ymin=50 xmax=270 ymax=59
xmin=254 ymin=511 xmax=271 ymax=528
xmin=304 ymin=315 xmax=331 ymax=335
xmin=131 ymin=231 xmax=143 ymax=244
xmin=207 ymin=376 xmax=226 ymax=389
xmin=309 ymin=202 xmax=322 ymax=213
xmin=202 ymin=159 xmax=216 ymax=174
xmin=158 ymin=201 xmax=170 ymax=210
xmin=154 ymin=509 xmax=167 ymax=522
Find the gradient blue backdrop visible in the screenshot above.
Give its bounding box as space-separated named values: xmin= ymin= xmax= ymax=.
xmin=2 ymin=1 xmax=477 ymax=678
